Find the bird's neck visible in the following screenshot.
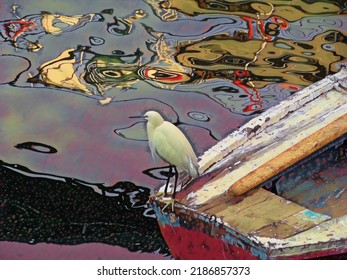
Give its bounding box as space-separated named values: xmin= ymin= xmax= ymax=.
xmin=147 ymin=118 xmax=163 ymax=138
xmin=147 ymin=122 xmax=155 ymax=140
xmin=146 ymin=116 xmax=164 ymax=139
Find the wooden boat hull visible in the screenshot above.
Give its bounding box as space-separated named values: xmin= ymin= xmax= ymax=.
xmin=150 ymin=66 xmax=347 ymax=260
xmin=151 ymin=136 xmax=347 ymax=259
xmin=152 ymin=198 xmax=347 ymax=260
xmin=152 ymin=202 xmax=263 ymax=260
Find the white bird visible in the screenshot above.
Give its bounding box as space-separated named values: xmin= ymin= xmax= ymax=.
xmin=143 ymin=111 xmax=199 ymax=198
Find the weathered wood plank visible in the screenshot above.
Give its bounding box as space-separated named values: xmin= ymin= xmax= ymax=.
xmin=251 ymin=209 xmax=331 ymax=239
xmin=196 ymin=188 xmax=273 ymax=215
xmin=183 ymin=92 xmax=347 ymax=207
xmin=285 ymin=176 xmax=347 ymax=218
xmin=214 ymin=189 xmax=306 ymax=235
xmin=283 ymin=209 xmax=331 ymax=228
xmin=264 ymin=215 xmax=347 ymax=259
xmin=252 ymin=222 xmax=298 ymax=239
xmin=227 ymin=113 xmax=347 ymax=197
xmin=198 ymin=67 xmax=347 ymax=174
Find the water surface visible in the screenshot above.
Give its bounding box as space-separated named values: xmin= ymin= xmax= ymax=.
xmin=0 ymin=0 xmax=346 ymax=259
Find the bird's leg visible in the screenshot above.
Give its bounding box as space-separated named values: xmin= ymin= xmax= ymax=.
xmin=162 ymin=166 xmax=179 ymax=212
xmin=172 ymin=166 xmax=178 ymax=199
xmin=150 ymin=165 xmax=174 ymax=200
xmin=162 ymin=199 xmax=176 ymax=212
xmin=164 ymin=165 xmax=173 ymax=197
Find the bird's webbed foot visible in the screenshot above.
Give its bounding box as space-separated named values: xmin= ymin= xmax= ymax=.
xmin=161 ymin=198 xmax=178 ymax=212
xmin=154 ymin=191 xmax=168 ymax=199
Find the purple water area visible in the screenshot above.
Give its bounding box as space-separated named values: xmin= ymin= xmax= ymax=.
xmin=0 ymin=242 xmax=169 ymax=260
xmin=0 ymin=0 xmax=346 ymax=259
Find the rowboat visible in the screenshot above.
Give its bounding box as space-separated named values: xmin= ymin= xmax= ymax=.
xmin=150 ymin=66 xmax=347 ymax=259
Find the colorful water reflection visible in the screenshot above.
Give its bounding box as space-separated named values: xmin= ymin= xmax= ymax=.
xmin=0 ymin=0 xmax=346 ymax=259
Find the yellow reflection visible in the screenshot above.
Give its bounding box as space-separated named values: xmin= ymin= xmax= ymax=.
xmin=38 ymin=49 xmax=91 ymax=94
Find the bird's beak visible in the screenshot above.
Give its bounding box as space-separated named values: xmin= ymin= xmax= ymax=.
xmin=129 ymin=115 xmax=147 ymax=123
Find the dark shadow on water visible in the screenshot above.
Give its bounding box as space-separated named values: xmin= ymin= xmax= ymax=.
xmin=0 ymin=160 xmax=170 ymax=256
xmin=14 ymin=141 xmax=58 ymax=154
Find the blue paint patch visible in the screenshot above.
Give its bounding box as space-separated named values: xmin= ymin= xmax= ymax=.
xmin=152 ymin=203 xmax=180 ymax=227
xmin=250 ymin=246 xmax=268 ymax=260
xmin=221 ymin=231 xmax=268 ymax=260
xmin=225 ymin=226 xmax=260 ymax=248
xmin=222 ymin=232 xmax=247 ymax=251
xmin=198 ymin=214 xmax=212 ymax=223
xmin=313 ymin=195 xmax=331 ymax=209
xmin=222 ymin=227 xmax=268 ymax=260
xmin=302 ymin=209 xmax=330 ymax=221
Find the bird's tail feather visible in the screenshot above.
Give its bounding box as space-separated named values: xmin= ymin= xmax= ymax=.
xmin=188 ymin=157 xmax=199 ymax=178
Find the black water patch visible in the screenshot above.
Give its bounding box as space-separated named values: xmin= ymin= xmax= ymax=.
xmin=0 ymin=161 xmax=170 ymax=255
xmin=212 ymin=86 xmax=239 ymax=93
xmin=100 ymin=9 xmax=114 ymax=15
xmin=14 ymin=142 xmax=58 ymax=154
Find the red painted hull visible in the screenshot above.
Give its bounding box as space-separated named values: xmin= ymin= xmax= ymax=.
xmin=158 ymin=220 xmax=347 ymax=260
xmin=152 ymin=202 xmax=347 ymax=260
xmin=158 ymin=223 xmax=259 ymax=260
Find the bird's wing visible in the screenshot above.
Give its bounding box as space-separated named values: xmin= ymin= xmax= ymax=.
xmin=148 ymin=138 xmax=161 ymax=162
xmin=153 ymin=122 xmax=199 ymax=176
xmin=151 ymin=129 xmax=174 ymax=164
